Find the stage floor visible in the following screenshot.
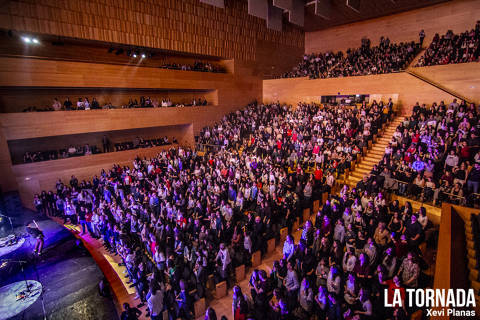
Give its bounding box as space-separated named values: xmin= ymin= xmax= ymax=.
xmin=0 ymin=194 xmax=118 ymax=320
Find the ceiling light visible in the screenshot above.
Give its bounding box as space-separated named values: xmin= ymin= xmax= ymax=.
xmin=22 ymin=37 xmax=31 ymax=43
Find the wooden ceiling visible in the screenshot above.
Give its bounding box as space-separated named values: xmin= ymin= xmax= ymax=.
xmin=303 ymin=0 xmax=451 ymax=31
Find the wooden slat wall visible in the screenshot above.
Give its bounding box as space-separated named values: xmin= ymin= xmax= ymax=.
xmin=262 ymin=71 xmax=459 ymax=114
xmin=305 ymin=0 xmax=480 ymax=54
xmin=0 ymin=0 xmax=304 ymax=61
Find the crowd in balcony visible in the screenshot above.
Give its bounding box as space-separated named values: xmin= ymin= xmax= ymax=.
xmin=160 ymin=61 xmax=224 ymax=73
xmin=30 ymin=99 xmax=438 ymax=320
xmin=21 ymin=96 xmax=208 ymax=112
xmin=281 ymin=36 xmax=419 ymax=79
xmin=22 ymin=136 xmax=175 ymax=164
xmin=415 ymin=21 xmax=480 ymax=67
xmin=368 ymin=99 xmax=480 ymax=207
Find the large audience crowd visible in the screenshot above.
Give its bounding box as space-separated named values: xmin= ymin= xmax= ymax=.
xmin=415 ymin=21 xmax=480 ymax=67
xmin=369 ymin=99 xmax=480 ymax=207
xmin=34 ymin=100 xmax=399 ymax=319
xmin=281 ymin=36 xmax=419 ymax=79
xmin=28 ymin=99 xmax=480 ymax=319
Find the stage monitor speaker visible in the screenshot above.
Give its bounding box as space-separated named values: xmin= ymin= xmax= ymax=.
xmin=268 ymin=2 xmax=283 ymax=31
xmin=199 ymin=0 xmax=225 ymax=8
xmin=346 ymin=0 xmax=361 ymax=13
xmin=273 ymin=0 xmax=293 ymax=11
xmin=248 ymin=0 xmax=268 ymax=20
xmin=315 ymin=0 xmax=333 ymax=20
xmin=288 ymin=0 xmax=304 ymax=27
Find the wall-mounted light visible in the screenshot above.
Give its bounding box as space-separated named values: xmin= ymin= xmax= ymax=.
xmin=22 ymin=36 xmax=40 ymax=44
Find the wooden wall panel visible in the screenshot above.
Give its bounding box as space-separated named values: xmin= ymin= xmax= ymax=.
xmin=13 ymin=144 xmax=180 ymax=210
xmin=305 ymin=0 xmax=480 ymax=54
xmin=0 ymin=129 xmax=16 ymax=194
xmin=0 ymin=0 xmax=304 ymax=62
xmin=0 ymin=57 xmax=261 ymax=110
xmin=262 ymin=72 xmax=458 ymax=114
xmin=0 ymin=106 xmax=239 ymax=141
xmin=411 ymin=62 xmax=480 ymax=105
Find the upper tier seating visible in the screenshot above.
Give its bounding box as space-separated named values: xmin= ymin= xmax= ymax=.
xmin=281 ymin=36 xmax=419 ymax=79
xmin=415 ymin=21 xmax=480 ymax=67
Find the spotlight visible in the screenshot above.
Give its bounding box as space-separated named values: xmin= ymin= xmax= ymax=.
xmin=133 ymin=54 xmax=137 ymax=58
xmin=32 ymin=38 xmax=39 ymax=44
xmin=22 ymin=37 xmax=31 ymax=43
xmin=141 ymin=53 xmax=146 ymax=58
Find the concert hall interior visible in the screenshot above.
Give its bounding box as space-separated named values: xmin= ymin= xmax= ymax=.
xmin=0 ymin=0 xmax=480 ymax=319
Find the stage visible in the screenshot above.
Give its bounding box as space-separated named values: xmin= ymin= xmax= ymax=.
xmin=0 ymin=193 xmax=118 ymax=320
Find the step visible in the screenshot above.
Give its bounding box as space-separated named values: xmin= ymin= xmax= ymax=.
xmin=353 ymin=167 xmax=371 ymax=173
xmin=372 ymin=143 xmax=388 ymax=148
xmin=361 ymin=159 xmax=380 ymax=165
xmin=468 ymin=258 xmax=478 ymax=270
xmin=472 ymin=280 xmax=480 ymax=291
xmin=351 ymin=171 xmax=367 ymax=179
xmin=468 ymin=248 xmax=478 ymax=259
xmin=357 ymin=163 xmax=373 ymax=170
xmin=467 ymin=241 xmax=475 ymax=250
xmin=347 ymin=176 xmax=362 ymax=184
xmin=367 ymin=151 xmax=385 ymax=157
xmin=470 ymin=269 xmax=479 ymax=282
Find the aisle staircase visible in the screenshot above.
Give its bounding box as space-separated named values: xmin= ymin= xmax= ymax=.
xmin=346 ymin=116 xmax=405 ymax=188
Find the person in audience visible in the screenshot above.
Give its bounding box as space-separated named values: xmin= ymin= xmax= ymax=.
xmin=63 ymin=97 xmax=73 ymax=110
xmin=52 ymin=98 xmax=62 ymax=111
xmin=120 ymin=302 xmax=142 ymax=320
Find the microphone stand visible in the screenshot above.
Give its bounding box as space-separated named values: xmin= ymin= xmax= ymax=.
xmin=0 ymin=259 xmax=32 ymax=295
